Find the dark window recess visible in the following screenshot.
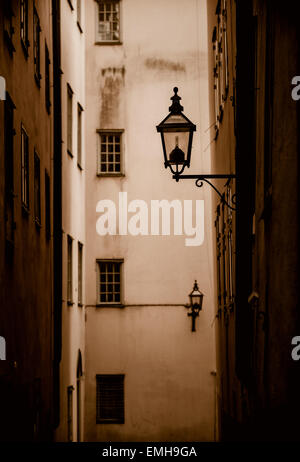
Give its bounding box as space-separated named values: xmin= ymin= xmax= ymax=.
xmin=45 ymin=43 xmax=51 ymax=113
xmin=77 ymin=104 xmax=83 ymax=167
xmin=67 ymin=235 xmax=73 ymax=304
xmin=96 ymin=375 xmax=124 ymax=424
xmin=4 ymin=94 xmax=16 ymax=244
xmin=67 ymin=84 xmax=73 ymax=156
xmin=33 ymin=8 xmax=41 ymax=85
xmin=21 ymin=126 xmax=29 ymax=210
xmin=34 ymin=151 xmax=41 ymax=225
xmin=3 ymin=3 xmax=15 ymax=55
xmin=78 ymin=242 xmax=83 ymax=304
xmin=68 ymin=0 xmax=74 ymax=11
xmin=67 ymin=386 xmax=74 ymax=442
xmin=45 ymin=170 xmax=51 ymax=239
xmin=264 ymin=6 xmax=274 ymax=203
xmin=77 ymin=0 xmax=82 ymax=31
xmin=20 ymin=0 xmax=29 ymax=55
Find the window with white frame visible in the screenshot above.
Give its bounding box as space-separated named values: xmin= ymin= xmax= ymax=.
xmin=96 ymin=374 xmax=124 ymax=424
xmin=21 ymin=125 xmax=29 ymax=210
xmin=97 ymin=130 xmax=123 ymax=175
xmin=96 ymin=0 xmax=120 ymax=43
xmin=97 ymin=260 xmax=123 ymax=305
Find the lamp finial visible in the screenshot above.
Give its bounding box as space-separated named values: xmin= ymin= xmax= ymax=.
xmin=169 ymin=87 xmax=183 ymax=114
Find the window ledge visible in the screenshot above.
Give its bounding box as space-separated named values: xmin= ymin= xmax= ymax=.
xmin=97 ymin=173 xmax=125 ymax=178
xmin=67 ymin=301 xmax=74 ymax=306
xmin=67 ymin=149 xmax=73 ymax=158
xmin=96 ymin=419 xmax=124 ymax=425
xmin=96 ymin=303 xmax=124 ymax=309
xmin=77 ymin=162 xmax=83 ymax=171
xmin=94 ymin=41 xmax=122 ymax=46
xmin=77 ymin=21 xmax=83 ymax=34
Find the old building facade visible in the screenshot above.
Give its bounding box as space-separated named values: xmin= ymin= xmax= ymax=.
xmin=207 ymin=0 xmax=300 ymax=440
xmin=0 ymin=0 xmax=55 ymax=441
xmin=55 ymin=0 xmax=86 ymax=442
xmin=83 ymin=0 xmax=216 ymax=442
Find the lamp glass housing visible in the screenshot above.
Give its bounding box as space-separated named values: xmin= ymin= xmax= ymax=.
xmin=189 ymin=281 xmax=204 ymax=313
xmin=156 ymin=89 xmax=196 ymax=175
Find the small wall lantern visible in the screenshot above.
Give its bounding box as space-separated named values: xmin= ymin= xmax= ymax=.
xmin=187 ymin=280 xmax=204 ymax=332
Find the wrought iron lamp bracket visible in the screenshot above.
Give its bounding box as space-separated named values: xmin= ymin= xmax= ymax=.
xmin=172 ymin=173 xmax=236 ymax=211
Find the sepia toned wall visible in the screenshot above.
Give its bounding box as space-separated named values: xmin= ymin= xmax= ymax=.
xmin=55 ymin=0 xmax=86 ymax=442
xmin=84 ymin=0 xmax=216 ymax=441
xmin=0 ymin=0 xmax=54 ymax=441
xmin=207 ymin=0 xmax=300 ymax=441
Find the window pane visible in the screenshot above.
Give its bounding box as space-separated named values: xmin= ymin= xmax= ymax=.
xmin=98 ymin=260 xmax=122 ymax=304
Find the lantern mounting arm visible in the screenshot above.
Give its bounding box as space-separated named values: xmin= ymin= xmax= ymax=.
xmin=172 ymin=174 xmax=236 ymax=211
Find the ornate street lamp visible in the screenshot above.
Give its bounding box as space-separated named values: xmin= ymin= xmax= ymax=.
xmin=187 ymin=280 xmax=204 ymax=332
xmin=156 ymin=87 xmax=236 ymax=210
xmin=156 ymin=87 xmax=196 ymax=176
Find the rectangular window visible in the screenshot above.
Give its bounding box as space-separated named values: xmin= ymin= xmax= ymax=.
xmin=67 ymin=235 xmax=73 ymax=304
xmin=77 ymin=104 xmax=83 ymax=168
xmin=78 ymin=242 xmax=83 ymax=305
xmin=4 ymin=94 xmax=15 ymax=244
xmin=33 ymin=8 xmax=41 ymax=85
xmin=97 ymin=260 xmax=123 ymax=305
xmin=96 ymin=1 xmax=120 ymax=43
xmin=67 ymin=84 xmax=73 ymax=156
xmin=45 ymin=170 xmax=51 ymax=240
xmin=97 ymin=130 xmax=123 ymax=175
xmin=21 ymin=126 xmax=29 ymax=210
xmin=20 ymin=0 xmax=29 ymax=54
xmin=45 ymin=43 xmax=51 ymax=113
xmin=34 ymin=151 xmax=41 ymax=224
xmin=96 ymin=374 xmax=124 ymax=424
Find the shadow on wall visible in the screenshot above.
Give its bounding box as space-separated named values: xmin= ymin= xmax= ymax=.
xmin=144 ymin=58 xmax=186 ymax=73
